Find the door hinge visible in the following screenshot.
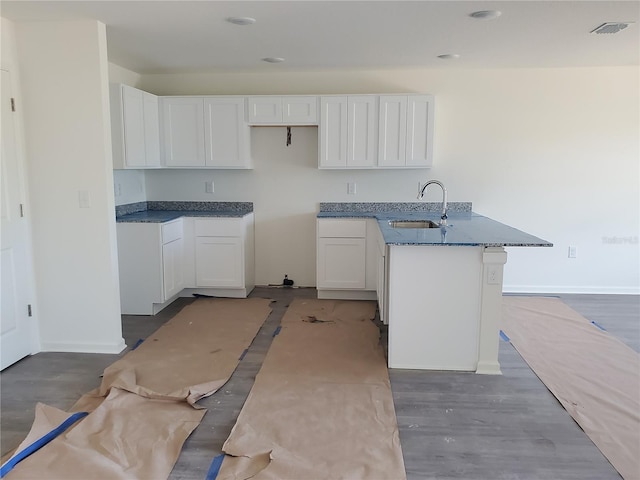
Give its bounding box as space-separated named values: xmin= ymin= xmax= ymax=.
xmin=27 ymin=304 xmax=32 ymax=317
xmin=20 ymin=204 xmax=24 ymax=217
xmin=10 ymin=98 xmax=15 ymax=112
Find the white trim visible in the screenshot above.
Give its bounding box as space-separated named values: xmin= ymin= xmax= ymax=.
xmin=40 ymin=338 xmax=126 ymax=354
xmin=504 ymin=285 xmax=640 ymax=295
xmin=317 ymin=289 xmax=377 ymax=300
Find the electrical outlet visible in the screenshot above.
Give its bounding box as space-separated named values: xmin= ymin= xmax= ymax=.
xmin=487 ymin=266 xmax=501 ymax=285
xmin=205 ymin=180 xmax=214 ymax=194
xmin=568 ymin=246 xmax=577 ymax=258
xmin=347 ymin=182 xmax=357 ymax=195
xmin=114 ymin=183 xmax=122 ymax=197
xmin=78 ymin=190 xmax=91 ymax=208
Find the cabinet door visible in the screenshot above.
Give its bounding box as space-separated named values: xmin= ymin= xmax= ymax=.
xmin=317 ymin=238 xmax=366 ymax=289
xmin=406 ymin=95 xmax=434 ymax=167
xmin=248 ymin=97 xmax=282 ymax=124
xmin=195 ymin=237 xmax=243 ymax=287
xmin=319 ymin=97 xmax=347 ymax=168
xmin=204 ymin=98 xmax=250 ymax=168
xmin=121 ymin=85 xmax=146 ymax=167
xmin=283 ymin=96 xmax=318 ymax=124
xmin=161 ymin=97 xmax=205 ymax=167
xmin=143 ymin=92 xmax=161 ymax=167
xmin=378 ymin=96 xmax=407 ymax=167
xmin=347 ymin=96 xmax=377 ymax=167
xmin=162 ymin=237 xmax=184 ymax=299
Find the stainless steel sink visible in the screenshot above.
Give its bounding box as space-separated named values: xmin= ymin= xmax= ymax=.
xmin=388 ymin=220 xmax=440 ymax=229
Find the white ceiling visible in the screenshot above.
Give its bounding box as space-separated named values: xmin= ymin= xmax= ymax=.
xmin=1 ymin=1 xmax=638 ymax=74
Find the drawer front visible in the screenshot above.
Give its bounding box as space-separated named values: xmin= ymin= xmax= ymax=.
xmin=195 ymin=217 xmax=243 ymax=237
xmin=318 ymin=219 xmax=367 ymax=238
xmin=161 ymin=219 xmax=183 ymax=244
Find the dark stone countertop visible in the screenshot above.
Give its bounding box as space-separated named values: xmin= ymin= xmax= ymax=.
xmin=116 ymin=201 xmax=253 ymax=223
xmin=317 ymin=203 xmax=551 ymax=247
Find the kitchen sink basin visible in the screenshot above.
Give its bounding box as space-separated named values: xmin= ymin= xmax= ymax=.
xmin=388 ymin=220 xmax=440 ymax=229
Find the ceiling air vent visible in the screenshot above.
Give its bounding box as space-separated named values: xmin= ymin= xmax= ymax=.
xmin=591 ymin=22 xmax=633 ymax=34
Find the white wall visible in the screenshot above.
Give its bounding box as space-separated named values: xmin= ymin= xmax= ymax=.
xmin=136 ymin=67 xmax=639 ymax=293
xmin=15 ymin=20 xmax=125 ymax=352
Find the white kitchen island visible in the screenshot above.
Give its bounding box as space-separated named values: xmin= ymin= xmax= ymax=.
xmin=317 ymin=203 xmax=552 ymax=374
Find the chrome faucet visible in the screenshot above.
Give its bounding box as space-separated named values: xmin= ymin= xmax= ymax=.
xmin=417 ymin=180 xmax=448 ymax=225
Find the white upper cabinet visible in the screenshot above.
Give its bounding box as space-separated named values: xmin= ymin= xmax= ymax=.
xmin=248 ymin=96 xmax=318 ymax=125
xmin=160 ymin=96 xmax=251 ymax=169
xmin=161 ymin=97 xmax=206 ymax=167
xmin=110 ymin=84 xmax=161 ymax=169
xmin=378 ymin=94 xmax=434 ymax=168
xmin=204 ymin=98 xmax=251 ymax=168
xmin=319 ymin=96 xmax=377 ymax=169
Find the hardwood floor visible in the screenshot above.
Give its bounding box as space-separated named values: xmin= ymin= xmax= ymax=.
xmin=1 ymin=290 xmax=637 ymax=479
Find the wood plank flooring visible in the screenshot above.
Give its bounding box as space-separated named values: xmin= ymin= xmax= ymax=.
xmin=1 ymin=289 xmax=637 ymax=479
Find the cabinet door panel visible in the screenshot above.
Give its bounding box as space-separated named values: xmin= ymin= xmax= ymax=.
xmin=319 ymin=97 xmax=347 ymax=168
xmin=204 ymin=98 xmax=249 ymax=168
xmin=143 ymin=92 xmax=161 ymax=167
xmin=195 ymin=237 xmax=243 ymax=287
xmin=248 ymin=97 xmax=282 ymax=124
xmin=378 ymin=96 xmax=407 ymax=167
xmin=406 ymin=95 xmax=433 ymax=167
xmin=162 ymin=237 xmax=184 ymax=299
xmin=122 ymin=86 xmax=146 ymax=167
xmin=348 ymin=96 xmax=377 ymax=167
xmin=283 ymin=96 xmax=318 ymax=124
xmin=317 ymin=238 xmax=366 ymax=289
xmin=161 ymin=98 xmax=205 ymax=167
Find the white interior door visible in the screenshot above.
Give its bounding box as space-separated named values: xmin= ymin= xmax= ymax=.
xmin=1 ymin=69 xmax=33 ymax=370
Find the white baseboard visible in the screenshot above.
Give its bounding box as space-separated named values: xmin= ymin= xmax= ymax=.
xmin=317 ymin=289 xmax=377 ymax=300
xmin=40 ymin=338 xmax=126 ymax=354
xmin=503 ymin=285 xmax=640 ymax=295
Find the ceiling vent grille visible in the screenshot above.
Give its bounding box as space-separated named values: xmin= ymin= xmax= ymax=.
xmin=591 ymin=22 xmax=633 ymax=34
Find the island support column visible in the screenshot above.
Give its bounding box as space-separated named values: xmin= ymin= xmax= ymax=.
xmin=476 ymin=247 xmax=508 ymax=374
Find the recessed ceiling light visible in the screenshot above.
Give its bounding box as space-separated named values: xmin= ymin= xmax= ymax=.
xmin=438 ymin=54 xmax=460 ymax=60
xmin=262 ymin=57 xmax=285 ymax=63
xmin=227 ymin=17 xmax=256 ymax=26
xmin=470 ymin=10 xmax=502 ymax=20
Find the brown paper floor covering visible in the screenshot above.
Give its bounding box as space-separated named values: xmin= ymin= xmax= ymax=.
xmin=217 ymin=298 xmax=407 ymax=480
xmin=502 ymin=296 xmax=640 ymax=480
xmin=4 ymin=297 xmax=272 ymax=479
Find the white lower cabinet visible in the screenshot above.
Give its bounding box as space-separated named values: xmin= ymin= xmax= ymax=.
xmin=192 ymin=216 xmax=255 ymax=294
xmin=117 ymin=219 xmax=184 ymax=315
xmin=117 ymin=214 xmax=255 ymax=314
xmin=316 ymin=218 xmax=378 ymax=300
xmin=375 ymin=222 xmax=388 ymax=324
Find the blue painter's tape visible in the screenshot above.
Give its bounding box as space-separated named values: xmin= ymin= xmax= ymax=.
xmin=206 ymin=454 xmax=226 ymax=480
xmin=0 ymin=411 xmax=88 ymax=478
xmin=591 ymin=321 xmax=607 ymax=331
xmin=131 ymin=338 xmax=144 ymax=350
xmin=239 ymin=349 xmax=248 ymax=361
xmin=272 ymin=326 xmax=282 ymax=337
xmin=499 ymin=330 xmax=510 ymax=342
